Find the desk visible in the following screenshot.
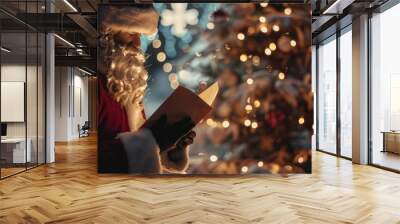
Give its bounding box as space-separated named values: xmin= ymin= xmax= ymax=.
xmin=382 ymin=131 xmax=400 ymax=154
xmin=1 ymin=138 xmax=31 ymax=163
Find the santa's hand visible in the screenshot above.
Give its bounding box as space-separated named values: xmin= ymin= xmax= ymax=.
xmin=161 ymin=131 xmax=196 ymax=172
xmin=175 ymin=131 xmax=196 ymax=150
xmin=149 ymin=114 xmax=194 ymax=152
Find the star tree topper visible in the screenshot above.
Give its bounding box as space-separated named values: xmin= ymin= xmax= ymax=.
xmin=161 ymin=3 xmax=199 ymax=37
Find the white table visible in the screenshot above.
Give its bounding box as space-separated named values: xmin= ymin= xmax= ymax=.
xmin=1 ymin=138 xmax=31 ymax=163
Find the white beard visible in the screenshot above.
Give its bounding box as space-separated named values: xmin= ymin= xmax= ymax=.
xmin=101 ymin=34 xmax=148 ymax=107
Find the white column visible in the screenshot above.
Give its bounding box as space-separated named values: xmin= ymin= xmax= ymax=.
xmin=46 ymin=1 xmax=55 ymax=163
xmin=352 ymin=14 xmax=369 ymax=164
xmin=311 ymin=45 xmax=317 ymax=151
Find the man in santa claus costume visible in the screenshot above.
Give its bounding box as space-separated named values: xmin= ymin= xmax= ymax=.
xmin=97 ymin=4 xmax=195 ymax=173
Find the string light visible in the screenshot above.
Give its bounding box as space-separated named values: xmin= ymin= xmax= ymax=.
xmin=272 ymin=25 xmax=280 ymax=32
xmin=157 ymin=52 xmax=166 ymax=62
xmin=245 ymin=104 xmax=253 ymax=111
xmin=284 ymin=8 xmax=292 ymax=15
xmin=240 ymin=54 xmax=248 ymax=62
xmin=206 ymin=118 xmax=218 ymax=128
xmin=290 ymin=40 xmax=297 ymax=47
xmin=254 ymin=100 xmax=261 ymax=108
xmin=222 ymin=120 xmax=230 ymax=128
xmin=170 ymin=80 xmax=179 ymax=89
xmin=237 ymin=33 xmax=245 ymax=40
xmin=278 ymin=72 xmax=285 ymax=80
xmin=168 ymin=73 xmax=178 ymax=82
xmin=252 ymin=56 xmax=261 ymax=66
xmin=264 ymin=48 xmax=272 ymax=56
xmin=241 ymin=166 xmax=249 ymax=173
xmin=298 ymin=116 xmax=305 ymax=125
xmin=297 ymin=156 xmax=304 ymax=163
xmin=163 ymin=63 xmax=173 ymax=73
xmin=210 ymin=155 xmax=218 ymax=162
xmin=207 ymin=22 xmax=215 ymax=30
xmin=244 ymin=119 xmax=251 ymax=127
xmin=257 ymin=161 xmax=264 ymax=167
xmin=269 ymin=42 xmax=277 ymax=51
xmin=251 ymin=121 xmax=258 ymax=129
xmin=284 ymin=165 xmax=293 ymax=172
xmin=152 ymin=39 xmax=162 ymax=48
xmin=247 ymin=27 xmax=256 ymax=35
xmin=260 ymin=26 xmax=268 ymax=33
xmin=271 ymin=164 xmax=280 ymax=174
xmin=246 ymin=78 xmax=254 ymax=85
xmin=259 ymin=16 xmax=266 ymax=23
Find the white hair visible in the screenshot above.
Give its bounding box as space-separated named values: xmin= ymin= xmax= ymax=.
xmin=99 ymin=32 xmax=148 ymax=106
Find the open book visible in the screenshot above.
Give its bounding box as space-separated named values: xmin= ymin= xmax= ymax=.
xmin=142 ymin=82 xmax=219 ymax=151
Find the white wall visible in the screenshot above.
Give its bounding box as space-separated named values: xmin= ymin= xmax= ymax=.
xmin=54 ymin=67 xmax=89 ymax=141
xmin=55 ymin=66 xmax=69 ymax=141
xmin=1 ymin=65 xmax=41 ymax=137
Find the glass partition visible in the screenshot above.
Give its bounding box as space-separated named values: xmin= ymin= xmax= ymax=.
xmin=1 ymin=31 xmax=28 ymax=177
xmin=0 ymin=1 xmax=46 ymax=179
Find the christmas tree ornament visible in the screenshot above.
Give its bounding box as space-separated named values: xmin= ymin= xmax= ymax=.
xmin=161 ymin=3 xmax=199 ymax=37
xmin=211 ymin=9 xmax=229 ymax=22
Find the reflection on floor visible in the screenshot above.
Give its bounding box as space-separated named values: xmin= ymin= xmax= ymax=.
xmin=0 ymin=163 xmax=42 ymax=178
xmin=373 ymin=150 xmax=400 ymax=171
xmin=0 ymin=135 xmax=400 ymax=223
xmin=0 ymin=167 xmax=25 ymax=177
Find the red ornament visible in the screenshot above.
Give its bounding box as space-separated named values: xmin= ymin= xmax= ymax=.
xmin=212 ymin=9 xmax=229 ymax=22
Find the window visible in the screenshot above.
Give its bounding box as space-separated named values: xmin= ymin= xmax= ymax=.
xmin=370 ymin=3 xmax=400 ymax=171
xmin=317 ymin=36 xmax=337 ymax=154
xmin=339 ymin=28 xmax=352 ymax=158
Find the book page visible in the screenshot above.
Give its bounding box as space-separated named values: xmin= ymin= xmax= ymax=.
xmin=198 ymin=81 xmax=219 ymax=106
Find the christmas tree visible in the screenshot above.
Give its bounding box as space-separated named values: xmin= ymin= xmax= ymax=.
xmin=146 ymin=3 xmax=312 ymax=174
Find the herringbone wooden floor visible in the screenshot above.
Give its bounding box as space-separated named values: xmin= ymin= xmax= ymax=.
xmin=1 ymin=135 xmax=400 ymax=224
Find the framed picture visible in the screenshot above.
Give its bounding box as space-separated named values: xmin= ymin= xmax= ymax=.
xmin=97 ymin=3 xmax=312 ymax=175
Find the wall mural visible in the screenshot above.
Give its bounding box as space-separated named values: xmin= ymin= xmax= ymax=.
xmin=97 ymin=3 xmax=312 ymax=174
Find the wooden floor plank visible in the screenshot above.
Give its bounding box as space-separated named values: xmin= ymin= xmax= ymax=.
xmin=1 ymin=135 xmax=400 ymax=223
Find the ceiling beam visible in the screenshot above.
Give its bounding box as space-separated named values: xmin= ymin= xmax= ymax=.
xmin=323 ymin=0 xmax=356 ymax=14
xmin=55 ymin=55 xmax=96 ymax=71
xmin=67 ymin=13 xmax=97 ymax=39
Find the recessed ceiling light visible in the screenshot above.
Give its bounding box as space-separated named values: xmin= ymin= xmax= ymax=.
xmin=1 ymin=47 xmax=11 ymax=53
xmin=54 ymin=34 xmax=75 ymax=48
xmin=63 ymin=0 xmax=78 ymax=12
xmin=77 ymin=67 xmax=93 ymax=76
